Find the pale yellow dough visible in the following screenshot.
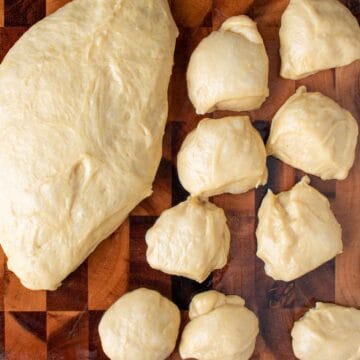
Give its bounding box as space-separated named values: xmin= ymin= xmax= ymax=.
xmin=146 ymin=197 xmax=230 ymax=282
xmin=0 ymin=0 xmax=178 ymax=290
xmin=99 ymin=288 xmax=180 ymax=360
xmin=267 ymin=86 xmax=359 ymax=180
xmin=177 ymin=116 xmax=268 ymax=197
xmin=179 ymin=290 xmax=259 ymax=360
xmin=187 ymin=15 xmax=269 ymax=114
xmin=291 ymin=302 xmax=360 ymax=360
xmin=280 ymin=0 xmax=360 ymax=80
xmin=256 ymin=177 xmax=343 ymax=281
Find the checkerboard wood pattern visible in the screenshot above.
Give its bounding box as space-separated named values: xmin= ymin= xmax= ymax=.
xmin=0 ymin=0 xmax=359 ymax=359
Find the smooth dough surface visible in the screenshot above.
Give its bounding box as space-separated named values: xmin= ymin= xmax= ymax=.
xmin=256 ymin=176 xmax=343 ymax=281
xmin=187 ymin=15 xmax=269 ymax=114
xmin=280 ymin=0 xmax=360 ymax=80
xmin=177 ymin=116 xmax=268 ymax=197
xmin=0 ymin=0 xmax=178 ymax=290
xmin=267 ymin=86 xmax=358 ymax=180
xmin=99 ymin=288 xmax=180 ymax=360
xmin=291 ymin=302 xmax=360 ymax=360
xmin=179 ymin=290 xmax=259 ymax=360
xmin=146 ymin=197 xmax=230 ymax=282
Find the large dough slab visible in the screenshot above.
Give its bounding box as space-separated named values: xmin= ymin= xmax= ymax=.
xmin=0 ymin=0 xmax=178 ymax=290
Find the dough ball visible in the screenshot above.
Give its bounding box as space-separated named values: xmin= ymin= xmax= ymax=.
xmin=256 ymin=176 xmax=343 ymax=281
xmin=267 ymin=86 xmax=358 ymax=180
xmin=179 ymin=290 xmax=259 ymax=360
xmin=146 ymin=197 xmax=230 ymax=282
xmin=280 ymin=0 xmax=360 ymax=80
xmin=187 ymin=15 xmax=269 ymax=114
xmin=0 ymin=0 xmax=178 ymax=290
xmin=177 ymin=116 xmax=268 ymax=197
xmin=99 ymin=288 xmax=180 ymax=360
xmin=291 ymin=302 xmax=360 ymax=360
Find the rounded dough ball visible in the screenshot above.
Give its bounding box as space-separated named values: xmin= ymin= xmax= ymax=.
xmin=179 ymin=290 xmax=259 ymax=360
xmin=256 ymin=176 xmax=343 ymax=281
xmin=146 ymin=197 xmax=230 ymax=282
xmin=187 ymin=15 xmax=269 ymax=114
xmin=98 ymin=288 xmax=180 ymax=360
xmin=267 ymin=86 xmax=358 ymax=180
xmin=177 ymin=116 xmax=268 ymax=197
xmin=280 ymin=0 xmax=360 ymax=80
xmin=291 ymin=302 xmax=360 ymax=360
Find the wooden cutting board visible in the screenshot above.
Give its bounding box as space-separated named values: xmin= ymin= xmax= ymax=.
xmin=0 ymin=0 xmax=359 ymax=359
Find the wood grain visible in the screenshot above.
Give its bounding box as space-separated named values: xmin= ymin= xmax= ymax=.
xmin=4 ymin=0 xmax=45 ymax=26
xmin=129 ymin=216 xmax=173 ymax=299
xmin=132 ymin=125 xmax=172 ymax=216
xmin=4 ymin=268 xmax=46 ymax=311
xmin=47 ymin=262 xmax=88 ymax=312
xmin=0 ymin=313 xmax=4 ymax=356
xmin=171 ymin=0 xmax=212 ymax=28
xmin=334 ymin=62 xmax=360 ymax=306
xmin=213 ymin=208 xmax=257 ymax=308
xmin=0 ymin=0 xmax=3 ymax=26
xmin=46 ymin=0 xmax=70 ymax=15
xmin=5 ymin=312 xmax=46 ymax=359
xmin=254 ymin=309 xmax=299 ymax=360
xmin=47 ymin=311 xmax=88 ymax=359
xmin=0 ymin=0 xmax=359 ymax=359
xmin=88 ymin=311 xmax=107 ymax=360
xmin=88 ymin=221 xmax=129 ymax=311
xmin=0 ymin=249 xmax=5 ymax=311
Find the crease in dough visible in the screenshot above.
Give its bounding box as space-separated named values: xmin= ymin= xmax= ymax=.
xmin=280 ymin=0 xmax=360 ymax=80
xmin=179 ymin=290 xmax=259 ymax=360
xmin=0 ymin=0 xmax=178 ymax=290
xmin=99 ymin=288 xmax=181 ymax=360
xmin=291 ymin=302 xmax=360 ymax=360
xmin=187 ymin=15 xmax=269 ymax=114
xmin=177 ymin=116 xmax=268 ymax=197
xmin=267 ymin=86 xmax=359 ymax=180
xmin=256 ymin=176 xmax=343 ymax=281
xmin=146 ymin=197 xmax=231 ymax=283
